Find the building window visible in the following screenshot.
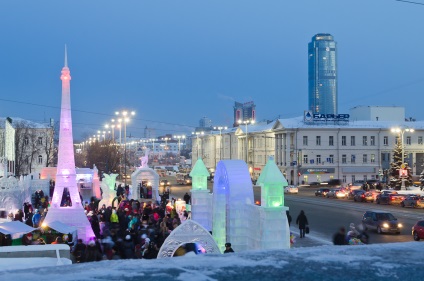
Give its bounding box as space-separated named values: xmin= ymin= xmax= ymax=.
xmin=342 ymin=175 xmax=346 ymax=183
xmin=406 ymin=136 xmax=411 ymax=145
xmin=395 ymin=136 xmax=399 ymax=145
xmin=303 ymin=136 xmax=308 ymax=146
xmin=342 ymin=136 xmax=346 ymax=146
xmin=316 ymin=155 xmax=321 ymax=164
xmin=37 ymin=137 xmax=43 ymax=145
xmin=371 ymin=154 xmax=375 ymax=163
xmin=329 ymin=154 xmax=334 ymax=163
xmin=316 ymin=136 xmax=321 ymax=146
xmin=351 ymin=154 xmax=356 ymax=164
xmin=364 ymin=175 xmax=368 ymax=181
xmin=351 ymin=136 xmax=355 ymax=146
xmin=303 ymin=154 xmax=308 ymax=164
xmin=38 ymin=155 xmax=43 ymax=164
xmin=370 ymin=136 xmax=375 ymax=146
xmin=342 ymin=154 xmax=347 ymax=164
xmin=419 ymin=136 xmax=423 ymax=145
xmin=329 ymin=136 xmax=334 ymax=146
xmin=363 ymin=136 xmax=367 ymax=146
xmin=383 ymin=136 xmax=388 ymax=146
xmin=24 ymin=138 xmax=29 ymax=145
xmin=363 ymin=154 xmax=367 ymax=163
xmin=352 ymin=175 xmax=355 ymax=183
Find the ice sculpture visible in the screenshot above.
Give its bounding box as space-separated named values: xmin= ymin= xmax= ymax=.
xmin=98 ymin=173 xmax=118 ymax=208
xmin=256 ymin=157 xmax=290 ymax=249
xmin=130 ymin=167 xmax=160 ymax=203
xmin=189 ymin=158 xmax=212 ymax=231
xmin=212 ymin=160 xmax=254 ymax=252
xmin=140 ymin=148 xmax=149 ymax=168
xmin=157 ymin=220 xmax=220 ymax=258
xmin=43 ymin=47 xmax=95 ymax=242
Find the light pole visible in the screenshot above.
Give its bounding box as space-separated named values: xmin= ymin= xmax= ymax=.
xmin=116 ymin=110 xmax=135 ymax=185
xmin=105 ymin=123 xmax=115 ymax=141
xmin=213 ymin=126 xmax=227 ymax=164
xmin=390 ymin=127 xmax=414 ymax=190
xmin=149 ymin=138 xmax=157 ymax=162
xmin=238 ymin=119 xmax=255 ymax=163
xmin=173 ymin=135 xmax=186 ymax=155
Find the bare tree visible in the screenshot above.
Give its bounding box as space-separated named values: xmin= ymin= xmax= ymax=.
xmin=14 ymin=120 xmax=38 ymax=175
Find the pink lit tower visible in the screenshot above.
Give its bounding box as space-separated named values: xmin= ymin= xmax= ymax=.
xmin=43 ymin=46 xmax=95 ymax=242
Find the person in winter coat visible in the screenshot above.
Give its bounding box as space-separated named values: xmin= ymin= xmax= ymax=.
xmin=122 ymin=235 xmax=135 ymax=259
xmin=32 ymin=209 xmax=41 ymax=228
xmin=73 ymin=239 xmax=87 ymax=263
xmin=295 ymin=210 xmax=308 ymax=238
xmin=85 ymin=240 xmax=103 ymax=262
xmin=110 ymin=209 xmax=119 ymax=224
xmin=333 ymin=227 xmax=348 ymax=245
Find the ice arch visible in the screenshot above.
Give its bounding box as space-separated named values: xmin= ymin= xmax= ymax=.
xmin=130 ymin=168 xmax=160 ymax=203
xmin=212 ymin=160 xmax=254 ymax=252
xmin=157 ymin=220 xmax=221 ymax=258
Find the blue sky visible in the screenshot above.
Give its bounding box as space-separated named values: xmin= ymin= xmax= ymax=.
xmin=0 ymin=0 xmax=423 ymax=140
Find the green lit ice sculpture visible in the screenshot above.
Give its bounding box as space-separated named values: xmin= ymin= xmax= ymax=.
xmin=189 ymin=158 xmax=210 ymax=191
xmin=256 ymin=157 xmax=288 ymax=207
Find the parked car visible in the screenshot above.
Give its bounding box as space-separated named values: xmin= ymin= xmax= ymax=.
xmin=284 ymin=185 xmax=298 ymax=194
xmin=401 ymin=195 xmax=424 ymax=208
xmin=315 ymin=188 xmax=330 ymax=197
xmin=347 ymin=189 xmax=364 ymax=200
xmin=353 ymin=191 xmax=374 ymax=202
xmin=326 ymin=188 xmax=347 ymax=199
xmin=306 ymin=182 xmax=322 ymax=188
xmin=362 ymin=211 xmax=402 ymax=234
xmin=412 ymin=220 xmax=424 ymax=241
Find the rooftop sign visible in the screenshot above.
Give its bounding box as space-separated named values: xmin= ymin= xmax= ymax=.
xmin=304 ymin=111 xmax=349 ymax=122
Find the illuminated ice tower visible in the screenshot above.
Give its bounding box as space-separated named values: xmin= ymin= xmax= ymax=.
xmin=43 ymin=47 xmax=95 ymax=242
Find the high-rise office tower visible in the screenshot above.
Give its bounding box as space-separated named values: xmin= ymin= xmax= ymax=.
xmin=308 ymin=33 xmax=338 ymax=115
xmin=233 ymin=101 xmax=256 ymax=127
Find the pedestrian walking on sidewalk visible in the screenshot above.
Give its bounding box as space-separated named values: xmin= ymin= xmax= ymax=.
xmin=296 ymin=210 xmax=308 ymax=238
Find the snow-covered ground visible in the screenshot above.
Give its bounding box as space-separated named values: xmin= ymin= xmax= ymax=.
xmin=1 ymin=241 xmax=423 ymax=280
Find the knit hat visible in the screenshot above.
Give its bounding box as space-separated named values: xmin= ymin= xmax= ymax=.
xmin=125 ymin=235 xmax=131 ymax=241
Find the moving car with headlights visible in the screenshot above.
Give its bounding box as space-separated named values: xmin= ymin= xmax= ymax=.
xmin=362 ymin=211 xmax=402 ymax=234
xmin=315 ymin=188 xmax=330 ymax=197
xmin=326 ymin=188 xmax=347 ymax=199
xmin=401 ymin=195 xmax=424 ymax=208
xmin=284 ymin=185 xmax=298 ymax=194
xmin=353 ymin=191 xmax=374 ymax=202
xmin=412 ymin=220 xmax=424 ymax=241
xmin=160 ymin=179 xmax=171 ymax=186
xmin=176 ymin=173 xmax=192 ymax=185
xmin=375 ymin=190 xmax=405 ymax=205
xmin=347 ymin=189 xmax=364 ymax=200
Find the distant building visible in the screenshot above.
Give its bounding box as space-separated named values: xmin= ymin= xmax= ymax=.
xmin=143 ymin=126 xmax=156 ymax=139
xmin=233 ymin=101 xmax=256 ymax=126
xmin=349 ymin=106 xmax=405 ymax=122
xmin=0 ymin=117 xmax=55 ymax=176
xmin=199 ymin=117 xmax=212 ymax=128
xmin=308 ymin=33 xmax=338 ymax=115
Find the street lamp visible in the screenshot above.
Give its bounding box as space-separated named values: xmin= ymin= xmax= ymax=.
xmin=390 ymin=127 xmax=414 ymax=190
xmin=238 ymin=119 xmax=255 ymax=163
xmin=213 ymin=126 xmax=227 ymax=164
xmin=116 ymin=110 xmax=135 ymax=185
xmin=173 ymin=135 xmax=186 ymax=155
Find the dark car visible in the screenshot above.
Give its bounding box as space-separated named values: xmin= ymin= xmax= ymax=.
xmin=160 ymin=179 xmax=171 ymax=186
xmin=376 ymin=191 xmax=405 ymax=205
xmin=366 ymin=180 xmax=380 ymax=189
xmin=353 ymin=191 xmax=374 ymax=202
xmin=362 ymin=211 xmax=402 ymax=234
xmin=412 ymin=220 xmax=424 ymax=241
xmin=307 ymin=182 xmax=323 ymax=188
xmin=315 ymin=188 xmax=330 ymax=197
xmin=401 ymin=195 xmax=424 ymax=208
xmin=347 ymin=189 xmax=364 ymax=200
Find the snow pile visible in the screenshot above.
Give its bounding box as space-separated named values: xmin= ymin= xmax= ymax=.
xmin=0 ymin=241 xmax=423 ymax=280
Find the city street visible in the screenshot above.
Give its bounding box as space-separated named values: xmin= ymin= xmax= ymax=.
xmin=161 ymin=175 xmax=423 ymax=245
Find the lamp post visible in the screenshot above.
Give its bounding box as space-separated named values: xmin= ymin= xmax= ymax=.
xmin=390 ymin=127 xmax=414 ymax=190
xmin=105 ymin=123 xmax=115 ymax=141
xmin=116 ymin=110 xmax=135 ymax=185
xmin=149 ymin=138 xmax=157 ymax=162
xmin=173 ymin=135 xmax=186 ymax=155
xmin=238 ymin=119 xmax=255 ymax=163
xmin=213 ymin=126 xmax=227 ymax=164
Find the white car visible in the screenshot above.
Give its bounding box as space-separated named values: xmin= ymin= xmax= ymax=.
xmin=284 ymin=185 xmax=299 ymax=194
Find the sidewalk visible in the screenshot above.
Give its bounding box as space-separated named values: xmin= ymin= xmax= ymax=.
xmin=290 ymin=226 xmax=333 ymax=248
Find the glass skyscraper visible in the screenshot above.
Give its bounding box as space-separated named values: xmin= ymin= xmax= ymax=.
xmin=308 ymin=33 xmax=338 ymax=115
